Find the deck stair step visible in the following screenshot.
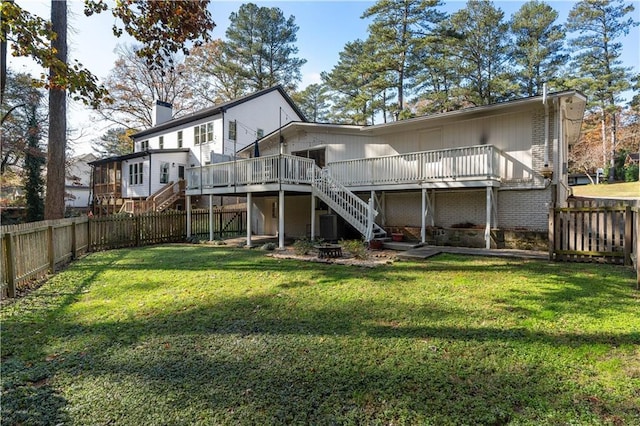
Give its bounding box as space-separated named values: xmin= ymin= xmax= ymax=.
xmin=311 ymin=166 xmax=382 ymax=241
xmin=382 ymin=241 xmax=424 ymax=251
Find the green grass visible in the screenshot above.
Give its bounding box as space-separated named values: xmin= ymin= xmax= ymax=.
xmin=2 ymin=245 xmax=639 ymax=425
xmin=572 ymin=181 xmax=639 ymax=198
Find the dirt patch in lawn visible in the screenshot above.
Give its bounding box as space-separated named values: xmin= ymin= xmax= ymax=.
xmin=267 ymin=247 xmax=397 ymax=267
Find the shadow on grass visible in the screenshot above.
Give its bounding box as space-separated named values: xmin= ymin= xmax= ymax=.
xmin=8 ymin=293 xmax=635 ymax=424
xmin=1 ymin=246 xmax=638 ymax=424
xmin=1 ymin=250 xmax=127 ymax=425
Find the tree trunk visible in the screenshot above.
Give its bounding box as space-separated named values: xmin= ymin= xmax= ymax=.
xmin=609 ymin=110 xmax=617 ymax=183
xmin=44 ymin=0 xmax=67 ymax=220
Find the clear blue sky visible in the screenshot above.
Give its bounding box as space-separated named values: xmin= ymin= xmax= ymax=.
xmin=9 ymin=1 xmax=640 ymax=154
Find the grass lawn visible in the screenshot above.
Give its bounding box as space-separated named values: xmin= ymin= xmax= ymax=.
xmin=2 ymin=245 xmax=639 ymax=425
xmin=572 ymin=181 xmax=639 ymax=198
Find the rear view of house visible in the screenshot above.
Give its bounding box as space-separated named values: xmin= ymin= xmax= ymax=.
xmin=187 ymin=90 xmax=586 ymax=249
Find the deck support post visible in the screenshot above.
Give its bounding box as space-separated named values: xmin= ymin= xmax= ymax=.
xmin=310 ymin=194 xmax=316 ymax=240
xmin=278 ymin=190 xmax=285 ymax=249
xmin=246 ymin=192 xmax=252 ymax=247
xmin=421 ymin=188 xmax=427 ymax=244
xmin=485 ymin=186 xmax=492 ymax=249
xmin=209 ymin=195 xmax=214 ymax=241
xmin=421 ymin=189 xmax=435 ymax=244
xmin=186 ymin=195 xmax=191 ymax=238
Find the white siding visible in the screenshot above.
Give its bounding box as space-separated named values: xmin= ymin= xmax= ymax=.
xmin=122 ymin=152 xmax=188 ymax=198
xmin=224 ymin=90 xmax=303 ymax=156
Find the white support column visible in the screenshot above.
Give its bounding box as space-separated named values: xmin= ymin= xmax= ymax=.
xmin=421 ymin=188 xmax=427 ymax=244
xmin=278 ymin=190 xmax=285 ymax=249
xmin=186 ymin=195 xmax=191 ymax=238
xmin=209 ymin=195 xmax=214 ymax=241
xmin=485 ymin=186 xmax=492 ymax=249
xmin=246 ymin=192 xmax=253 ymax=247
xmin=492 ymin=187 xmax=498 ymax=229
xmin=310 ymin=195 xmax=316 ymax=240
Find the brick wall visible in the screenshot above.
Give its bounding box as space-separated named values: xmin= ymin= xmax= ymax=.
xmin=497 ymin=188 xmax=552 ymax=231
xmin=381 ymin=187 xmax=551 ymax=232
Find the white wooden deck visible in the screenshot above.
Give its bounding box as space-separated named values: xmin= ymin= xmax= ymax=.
xmin=185 ymin=145 xmax=517 ymax=196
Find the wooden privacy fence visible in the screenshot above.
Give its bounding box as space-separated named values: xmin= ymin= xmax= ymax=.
xmin=190 ymin=208 xmax=247 ymax=238
xmin=1 ymin=217 xmax=89 ymax=298
xmin=90 ymin=211 xmax=187 ymax=250
xmin=1 ymin=208 xmax=246 ymax=298
xmin=549 ymin=198 xmax=639 ymax=286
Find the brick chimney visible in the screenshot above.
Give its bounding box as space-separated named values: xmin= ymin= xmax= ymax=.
xmin=152 ymin=100 xmax=173 ymax=126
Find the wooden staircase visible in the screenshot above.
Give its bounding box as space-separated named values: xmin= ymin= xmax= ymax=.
xmin=119 ymin=180 xmax=185 ymax=214
xmin=311 ymin=166 xmax=386 ymax=241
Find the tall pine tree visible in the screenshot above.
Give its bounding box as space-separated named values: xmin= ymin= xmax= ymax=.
xmin=510 ymin=0 xmax=567 ymax=96
xmin=322 ymin=39 xmax=389 ymax=125
xmin=25 ymin=101 xmax=45 ymax=222
xmin=362 ymin=0 xmax=445 ymax=117
xmin=225 ymin=3 xmax=306 ymax=92
xmin=566 ymin=0 xmax=638 ymax=182
xmin=449 ymin=0 xmax=514 ymax=106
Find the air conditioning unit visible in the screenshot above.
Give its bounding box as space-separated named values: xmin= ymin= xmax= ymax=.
xmin=320 ymin=214 xmax=339 ymax=241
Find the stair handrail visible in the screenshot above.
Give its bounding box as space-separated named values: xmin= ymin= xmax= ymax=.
xmin=311 ymin=165 xmax=379 ymax=241
xmin=145 ymin=180 xmax=183 ymax=211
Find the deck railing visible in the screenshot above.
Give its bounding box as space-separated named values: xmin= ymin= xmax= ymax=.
xmin=187 ymin=145 xmax=518 ymax=191
xmin=327 ymin=145 xmax=502 ymax=186
xmin=188 ymin=154 xmax=316 ymax=190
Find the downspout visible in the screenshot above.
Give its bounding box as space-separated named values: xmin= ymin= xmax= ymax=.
xmin=552 ymin=97 xmax=560 ymax=206
xmin=543 ymin=83 xmax=549 ymax=168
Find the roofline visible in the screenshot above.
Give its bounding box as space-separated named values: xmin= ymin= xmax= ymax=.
xmin=88 ymin=148 xmax=190 ymax=165
xmin=132 ymin=85 xmax=307 ymax=139
xmin=361 ymin=90 xmax=587 ymax=133
xmin=237 ymin=121 xmax=364 ymax=154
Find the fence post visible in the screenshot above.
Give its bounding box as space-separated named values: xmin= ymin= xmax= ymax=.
xmin=71 ymin=220 xmax=77 ymax=259
xmin=48 ymin=225 xmax=55 ymax=273
xmin=624 ymin=206 xmax=632 ymax=266
xmin=636 ymin=208 xmax=639 ymax=290
xmin=4 ymin=233 xmax=16 ymax=298
xmin=548 ymin=207 xmax=555 ymax=261
xmin=135 ymin=215 xmax=141 ymax=247
xmin=87 ymin=216 xmax=92 ymax=251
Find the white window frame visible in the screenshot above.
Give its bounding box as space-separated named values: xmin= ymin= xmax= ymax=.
xmin=159 ymin=162 xmax=170 ymax=184
xmin=228 ymin=120 xmax=237 ymax=141
xmin=194 ymin=122 xmax=214 ymax=145
xmin=129 ymin=162 xmax=144 ymax=186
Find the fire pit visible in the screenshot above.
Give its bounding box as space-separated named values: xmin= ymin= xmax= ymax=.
xmin=315 ymin=244 xmax=343 ymax=259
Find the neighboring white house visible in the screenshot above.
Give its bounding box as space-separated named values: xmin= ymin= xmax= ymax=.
xmin=89 ymin=86 xmax=306 ymax=215
xmin=185 ymin=90 xmax=587 ymax=249
xmin=66 ymin=153 xmax=96 ymax=211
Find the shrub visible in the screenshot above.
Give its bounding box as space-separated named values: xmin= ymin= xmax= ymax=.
xmin=293 ymin=237 xmax=315 ymax=255
xmin=260 ymin=242 xmax=277 ymax=251
xmin=340 ymin=239 xmax=369 ymax=260
xmin=624 ymin=164 xmax=639 ymax=182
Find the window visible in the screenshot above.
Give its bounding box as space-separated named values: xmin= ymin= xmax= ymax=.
xmin=129 ymin=162 xmax=144 ymax=185
xmin=228 ymin=120 xmax=237 ymax=141
xmin=140 ymin=140 xmax=149 ymax=151
xmin=256 ymin=128 xmax=264 ymax=139
xmin=207 ymin=122 xmax=214 ymax=142
xmin=177 ymin=131 xmax=183 ymax=148
xmin=159 ymin=136 xmax=164 ymax=149
xmin=194 ymin=122 xmax=214 ymax=145
xmin=160 ymin=162 xmax=169 ymax=184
